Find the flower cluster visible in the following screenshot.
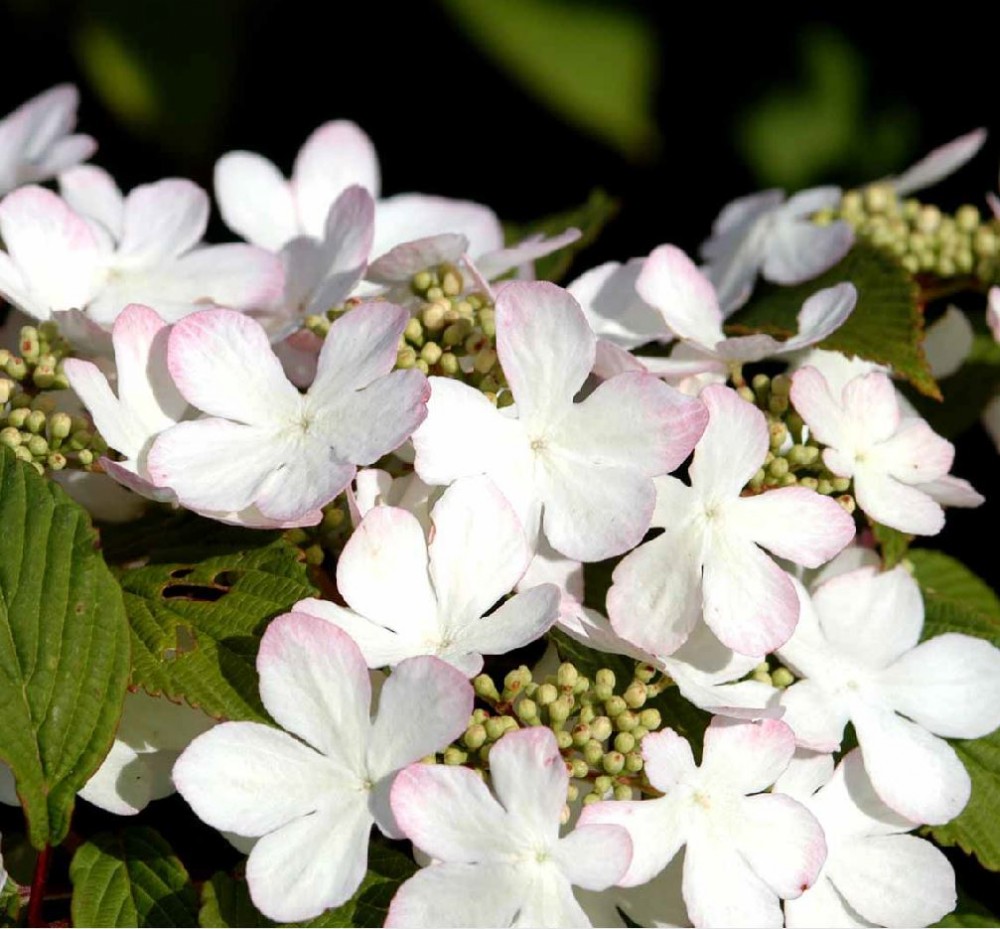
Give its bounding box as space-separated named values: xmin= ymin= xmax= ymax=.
xmin=0 ymin=85 xmax=998 ymax=929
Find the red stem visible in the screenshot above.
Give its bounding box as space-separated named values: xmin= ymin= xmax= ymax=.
xmin=27 ymin=844 xmax=51 ymax=928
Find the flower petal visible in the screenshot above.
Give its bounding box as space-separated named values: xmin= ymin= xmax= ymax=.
xmin=762 ymin=212 xmax=853 ymax=285
xmin=891 ymin=128 xmax=987 ymax=196
xmin=568 ymin=258 xmax=669 ymax=349
xmin=701 ymin=718 xmax=796 ymax=794
xmin=59 ymin=165 xmax=124 ymax=239
xmin=853 ymin=466 xmax=945 ymax=535
xmin=386 ymin=863 xmax=522 ymax=929
xmin=372 ymin=193 xmax=501 ymax=261
xmin=214 ymin=150 xmax=298 ymax=250
xmin=117 ymin=179 xmax=209 ymax=266
xmin=777 ymin=680 xmax=849 ymax=752
xmin=789 ymin=366 xmax=849 ymax=450
xmin=290 ymin=598 xmax=416 ymax=668
xmin=489 ymin=728 xmax=566 ymax=841
xmin=640 ymin=728 xmax=697 ymax=793
xmin=555 ymin=824 xmax=632 ymax=891
xmin=690 ymin=385 xmax=769 ymax=500
xmin=475 ymin=227 xmax=581 ymax=281
xmin=292 ymin=120 xmax=379 ymax=237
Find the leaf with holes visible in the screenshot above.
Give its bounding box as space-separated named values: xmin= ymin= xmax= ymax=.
xmin=504 ymin=188 xmax=619 ymax=283
xmin=0 ymin=448 xmax=130 ymax=848
xmin=120 ymin=534 xmax=317 ymax=723
xmin=70 ymin=827 xmax=199 ymax=927
xmin=199 ymin=844 xmax=417 ymax=928
xmin=911 ymin=552 xmax=1000 ymax=871
xmin=731 ymin=243 xmax=937 ymax=398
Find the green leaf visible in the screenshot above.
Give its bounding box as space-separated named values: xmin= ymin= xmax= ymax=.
xmin=905 ymin=328 xmax=1000 ymax=439
xmin=871 ymin=521 xmax=912 ymax=569
xmin=439 ymin=0 xmax=659 ymax=158
xmin=548 ymin=628 xmax=634 ymax=687
xmin=119 ymin=523 xmax=317 ymax=723
xmin=910 ymin=553 xmax=1000 ymax=870
xmin=934 ymin=886 xmax=1000 ymax=927
xmin=199 ymin=844 xmax=417 ymax=928
xmin=0 ymin=448 xmax=130 ymax=848
xmin=70 ymin=827 xmax=199 ymax=927
xmin=732 ymin=243 xmax=937 ymax=398
xmin=505 ymin=188 xmax=619 ymax=283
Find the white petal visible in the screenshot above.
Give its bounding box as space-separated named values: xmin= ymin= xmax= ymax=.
xmin=568 ymin=258 xmax=669 ymax=349
xmin=924 ymin=306 xmax=974 ymax=379
xmin=578 ymin=796 xmax=687 ymax=888
xmin=476 ymin=227 xmax=581 ymax=281
xmin=386 ymin=863 xmax=522 ymax=929
xmin=59 ymin=164 xmax=124 ymax=238
xmin=246 ymin=798 xmax=372 ymax=922
xmin=778 ymin=680 xmax=850 ymax=752
xmin=214 ymin=150 xmax=298 ymax=250
xmin=701 ymin=717 xmax=796 ymax=794
xmin=166 ymin=307 xmax=300 ymax=423
xmin=891 ymin=128 xmax=987 ymax=196
xmin=495 ymin=280 xmax=594 ymax=428
xmin=372 ymin=193 xmax=501 ymax=261
xmin=877 ymin=633 xmax=1000 ymax=738
xmin=366 ymin=233 xmax=468 ymax=284
xmin=292 ymin=121 xmax=379 ymax=237
xmin=762 ymin=215 xmax=853 ymax=284
xmin=918 ymin=474 xmax=984 ymax=508
xmin=118 ymin=179 xmax=208 ymax=266
xmin=853 ymin=466 xmax=945 ymax=535
xmin=812 ymin=566 xmax=923 ymax=670
xmin=730 ymin=487 xmax=855 ymax=568
xmin=641 ymin=728 xmax=698 ymax=793
xmin=78 ymin=740 xmax=150 ymax=815
xmin=291 ymin=598 xmax=416 ymax=668
xmin=851 ymin=701 xmax=971 ymax=824
xmin=789 ymin=366 xmax=850 ymax=450
xmin=391 ymin=762 xmax=512 ymax=861
xmin=784 ymin=874 xmax=868 ymax=928
xmin=490 ymin=728 xmax=566 ymax=840
xmin=827 ymin=834 xmax=955 ymax=927
xmin=636 ymin=244 xmax=725 ymax=349
xmin=772 ymin=750 xmax=835 ymax=802
xmin=555 ymin=824 xmax=633 ymax=892
xmin=690 ymin=385 xmax=768 ymax=499
xmin=173 ymin=721 xmax=341 ymax=835
xmin=62 ymin=357 xmax=143 ymax=459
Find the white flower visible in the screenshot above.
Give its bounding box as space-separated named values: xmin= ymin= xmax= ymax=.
xmin=580 ymin=718 xmax=827 ymax=929
xmin=411 ymin=280 xmax=708 ymax=562
xmin=146 ymin=303 xmax=429 ymax=526
xmin=776 ymin=566 xmax=1000 ymax=823
xmin=174 ymin=612 xmax=473 ymax=922
xmin=0 ymin=84 xmax=95 ymax=194
xmin=293 ymin=475 xmax=560 ymax=674
xmin=776 ymin=750 xmax=956 ymax=928
xmin=608 ymin=384 xmax=855 ymax=658
xmin=0 ymin=172 xmax=283 ymax=326
xmin=790 ymin=366 xmax=968 ymax=535
xmin=387 ymin=727 xmax=633 ymax=928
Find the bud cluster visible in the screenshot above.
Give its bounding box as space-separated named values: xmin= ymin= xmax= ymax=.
xmin=749 ymin=658 xmax=796 ymax=688
xmin=0 ymin=323 xmax=106 ymax=474
xmin=818 ymin=184 xmax=1000 ymax=284
xmin=284 ymin=498 xmax=353 ymax=566
xmin=732 ymin=370 xmax=856 ymax=514
xmin=428 ymin=659 xmax=668 ymax=816
xmin=303 ymin=265 xmax=512 ymax=406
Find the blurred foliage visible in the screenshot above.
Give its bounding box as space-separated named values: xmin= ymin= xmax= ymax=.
xmin=737 ymin=27 xmax=918 ymax=189
xmin=438 ymin=0 xmax=660 ymax=160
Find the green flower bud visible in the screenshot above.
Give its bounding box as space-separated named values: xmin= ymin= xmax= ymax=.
xmin=956 ymin=204 xmax=980 ymax=233
xmin=46 ymin=452 xmax=67 ymax=471
xmin=590 ymin=716 xmax=613 ymax=742
xmin=396 ymin=346 xmax=418 ymax=369
xmin=631 ymin=725 xmax=649 ymax=740
xmin=484 ymin=717 xmax=507 ymax=741
xmin=570 ymin=758 xmax=589 ymax=780
xmin=616 ymin=710 xmax=639 ymax=732
xmin=752 ymin=668 xmax=772 ymax=685
xmin=749 ymin=468 xmax=766 ymax=490
xmin=304 ymin=544 xmax=324 ymax=565
xmin=516 ymin=698 xmax=539 ymax=724
xmin=412 ymin=270 xmax=433 ymax=293
xmin=582 ymin=792 xmax=601 ymax=806
xmin=443 ymin=746 xmax=468 ymax=765
xmin=583 ymin=739 xmax=605 ymax=766
xmin=420 ymin=342 xmax=442 ymax=366
xmin=548 ymin=694 xmax=574 ymax=724
xmin=625 ymin=751 xmax=644 ymax=774
xmin=18 ymin=327 xmax=40 ymax=363
xmin=13 ymin=445 xmax=32 ymax=464
xmin=441 ymin=268 xmax=463 ymax=297
xmin=443 ymin=319 xmax=472 ymax=347
xmin=901 ymin=254 xmax=920 ymax=274
xmin=768 ymin=456 xmax=789 ymax=479
xmin=404 ymin=317 xmax=424 ymax=346
xmin=26 ymin=435 xmax=48 ymax=457
xmin=571 ymin=723 xmax=591 ymax=747
xmin=557 ymin=662 xmax=579 ymax=689
xmin=799 ymin=476 xmax=819 ymax=492
xmin=414 ymin=358 xmax=430 ymax=375
xmin=77 ymin=449 xmax=94 ymax=467
xmin=638 ymin=707 xmax=661 ymax=730
xmin=613 ymin=784 xmax=633 ymax=801
xmin=831 ymin=476 xmax=851 ymax=493
xmin=772 ymin=667 xmax=795 ymax=688
xmin=916 ymin=205 xmax=941 ymax=234
xmin=604 ymin=695 xmax=627 ymax=717
xmin=536 ymin=682 xmax=558 ymax=706
xmin=556 ymin=729 xmax=573 ymax=750
xmin=573 ymin=675 xmax=590 ymax=696
xmin=5 ymin=357 xmax=27 ymax=381
xmin=421 ymin=301 xmax=446 ymax=330
xmin=864 ymin=184 xmax=893 ymax=214
xmin=768 ymin=393 xmax=789 ymax=416
xmin=595 ymin=668 xmax=615 ymax=689
xmin=7 ymin=408 xmax=29 ymax=429
xmin=769 ymin=422 xmax=788 ymax=450
xmin=840 ymin=190 xmax=863 ymax=216
xmin=614 ymin=731 xmax=636 ymax=754
xmin=463 ymin=723 xmax=487 ymax=750
xmin=837 ymin=494 xmax=856 ymax=515
xmin=634 ymin=663 xmax=656 ymax=683
xmin=426 ymin=285 xmax=444 ymax=302
xmin=594 ymin=774 xmax=613 ymax=794
xmin=787 ymin=444 xmax=819 ymax=467
xmin=602 ymin=751 xmax=625 ymax=775
xmin=578 ymin=703 xmax=596 ymax=725
xmin=0 ymin=427 xmax=21 ymax=448
xmin=623 ymin=682 xmax=647 ymax=709
xmin=48 ymin=412 xmax=72 ymax=440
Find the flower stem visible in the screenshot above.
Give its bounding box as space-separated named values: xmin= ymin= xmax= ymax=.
xmin=27 ymin=844 xmax=51 ymax=928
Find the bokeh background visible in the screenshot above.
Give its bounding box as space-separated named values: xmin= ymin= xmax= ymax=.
xmin=0 ymin=0 xmax=997 ymax=908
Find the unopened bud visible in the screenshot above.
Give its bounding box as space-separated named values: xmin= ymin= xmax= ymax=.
xmin=536 ymin=682 xmax=558 ymax=706
xmin=443 ymin=746 xmax=467 ymax=765
xmin=616 ymin=710 xmax=639 ymax=732
xmin=772 ymin=667 xmax=795 ymax=688
xmin=557 ymin=662 xmax=579 ymax=689
xmin=548 ymin=694 xmax=574 ymax=724
xmin=624 ymin=751 xmax=644 ymax=774
xmin=603 ymin=751 xmax=625 ymax=775
xmin=583 ymin=739 xmax=604 ymax=766
xmin=463 ymin=724 xmax=487 ymax=750
xmin=569 ymin=759 xmax=589 ymax=780
xmin=604 ymin=695 xmax=627 ymax=717
xmin=623 ymin=682 xmax=647 ymax=709
xmin=590 ymin=716 xmax=613 ymax=742
xmin=420 ymin=342 xmax=442 ymax=366
xmin=46 ymin=452 xmax=67 ymax=471
xmin=638 ymin=707 xmax=661 ymax=730
xmin=614 ymin=731 xmax=636 ymax=754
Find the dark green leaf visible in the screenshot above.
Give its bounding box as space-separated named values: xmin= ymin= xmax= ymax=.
xmin=933 ymin=886 xmax=1000 ymax=927
xmin=505 ymin=188 xmax=619 ymax=283
xmin=0 ymin=448 xmax=130 ymax=848
xmin=119 ymin=528 xmax=316 ymax=723
xmin=70 ymin=827 xmax=199 ymax=927
xmin=871 ymin=521 xmax=912 ymax=569
xmin=732 ymin=243 xmax=937 ymax=398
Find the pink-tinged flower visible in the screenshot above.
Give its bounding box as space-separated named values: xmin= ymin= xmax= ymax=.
xmin=608 ymin=385 xmax=855 ymax=658
xmin=560 ymin=607 xmax=777 ymax=719
xmin=174 ymin=613 xmax=473 ymax=922
xmin=580 ymin=718 xmax=827 ymax=929
xmin=63 ymin=303 xmax=186 ymax=501
xmin=0 ymin=172 xmax=283 ymax=325
xmin=884 ymin=127 xmax=986 ymax=196
xmin=777 ymin=750 xmax=956 ymax=928
xmin=776 ymin=566 xmax=1000 ymax=824
xmin=790 ymin=366 xmax=971 ymax=535
xmin=700 ymin=187 xmax=854 ymax=312
xmin=293 ymin=476 xmax=560 ymax=675
xmin=0 ymin=84 xmax=95 ymax=195
xmin=411 ymin=281 xmax=708 ymax=562
xmin=147 ymin=303 xmax=428 ymax=526
xmin=634 ymin=245 xmax=856 ymax=384
xmin=387 ymin=727 xmax=632 ymax=928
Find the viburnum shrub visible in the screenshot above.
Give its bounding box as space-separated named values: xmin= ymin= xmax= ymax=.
xmin=0 ymin=85 xmax=998 ymax=928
